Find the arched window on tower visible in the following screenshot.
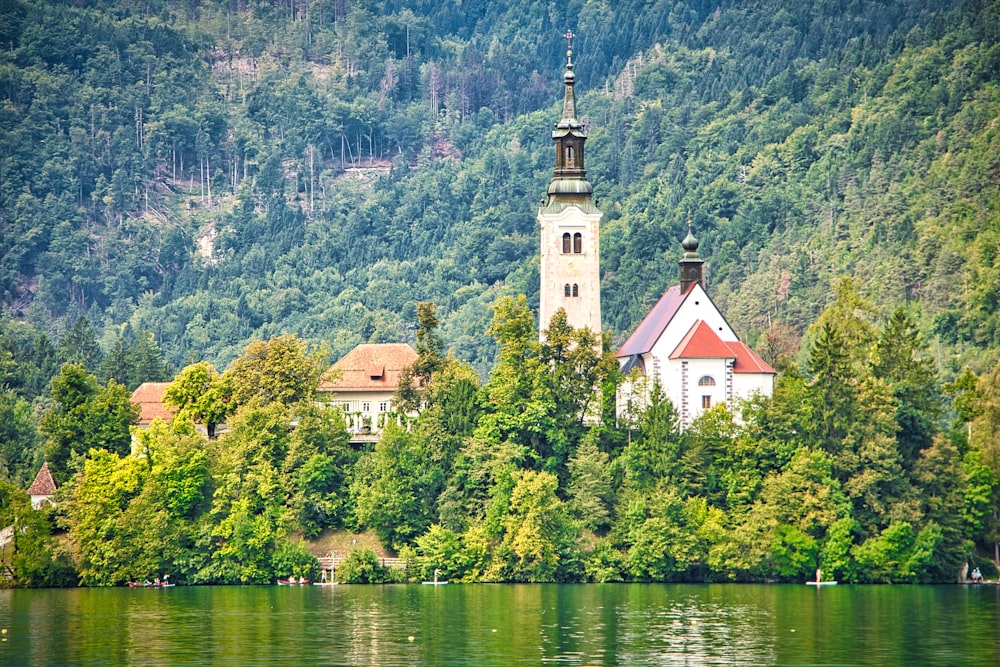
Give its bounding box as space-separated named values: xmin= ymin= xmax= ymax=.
xmin=573 ymin=232 xmax=582 ymax=254
xmin=698 ymin=376 xmax=716 ymax=387
xmin=564 ymin=284 xmax=571 ymax=297
xmin=572 ymin=284 xmax=579 ymax=297
xmin=562 ymin=233 xmax=571 ymax=254
xmin=565 ymin=145 xmax=576 ymax=167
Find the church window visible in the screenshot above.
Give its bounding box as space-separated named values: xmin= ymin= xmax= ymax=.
xmin=562 ymin=233 xmax=571 ymax=253
xmin=573 ymin=232 xmax=582 ymax=253
xmin=564 ymin=284 xmax=571 ymax=297
xmin=702 ymin=395 xmax=712 ymax=409
xmin=565 ymin=145 xmax=576 ymax=167
xmin=572 ymin=284 xmax=579 ymax=297
xmin=698 ymin=376 xmax=716 ymax=387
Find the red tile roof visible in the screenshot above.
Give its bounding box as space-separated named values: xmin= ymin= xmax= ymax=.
xmin=616 ymin=284 xmax=688 ymax=358
xmin=317 ymin=343 xmax=418 ymax=393
xmin=670 ymin=320 xmax=736 ymax=359
xmin=728 ymin=341 xmax=776 ymax=374
xmin=130 ymin=382 xmax=176 ymax=425
xmin=27 ymin=462 xmax=57 ymax=495
xmin=668 ymin=321 xmax=776 ymax=374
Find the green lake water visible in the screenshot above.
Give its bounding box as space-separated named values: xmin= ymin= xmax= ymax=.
xmin=1 ymin=583 xmax=998 ymax=666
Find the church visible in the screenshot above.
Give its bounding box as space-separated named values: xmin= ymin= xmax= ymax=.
xmin=537 ymin=40 xmax=774 ymax=428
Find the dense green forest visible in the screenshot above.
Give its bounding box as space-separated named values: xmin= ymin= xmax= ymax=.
xmin=2 ymin=0 xmax=1000 ymax=585
xmin=4 ymin=294 xmax=1000 ymax=587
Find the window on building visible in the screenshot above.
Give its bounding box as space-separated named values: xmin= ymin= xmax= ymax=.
xmin=379 ymin=402 xmax=389 ymax=412
xmin=565 ymin=145 xmax=576 ymax=167
xmin=573 ymin=232 xmax=582 ymax=253
xmin=362 ymin=402 xmax=370 ymax=412
xmin=702 ymin=395 xmax=712 ymax=409
xmin=564 ymin=284 xmax=571 ymax=297
xmin=562 ymin=233 xmax=571 ymax=253
xmin=572 ymin=283 xmax=579 ymax=297
xmin=698 ymin=376 xmax=716 ymax=387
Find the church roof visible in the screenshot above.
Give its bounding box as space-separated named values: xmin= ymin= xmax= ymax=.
xmin=728 ymin=341 xmax=777 ymax=374
xmin=670 ymin=320 xmax=736 ymax=359
xmin=668 ymin=321 xmax=776 ymax=374
xmin=27 ymin=462 xmax=57 ymax=496
xmin=130 ymin=382 xmax=176 ymax=425
xmin=616 ymin=284 xmax=688 ymax=358
xmin=317 ymin=343 xmax=418 ymax=393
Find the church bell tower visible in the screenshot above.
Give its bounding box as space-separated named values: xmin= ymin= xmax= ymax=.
xmin=538 ymin=31 xmax=602 ymax=339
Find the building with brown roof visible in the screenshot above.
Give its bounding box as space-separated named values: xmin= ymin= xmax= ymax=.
xmin=130 ymin=382 xmax=176 ymax=426
xmin=27 ymin=462 xmax=57 ymax=509
xmin=317 ymin=343 xmax=419 ymax=442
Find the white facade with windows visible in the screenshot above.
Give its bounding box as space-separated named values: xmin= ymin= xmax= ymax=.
xmin=616 ymin=237 xmax=775 ymax=429
xmin=316 ymin=343 xmax=418 ymax=443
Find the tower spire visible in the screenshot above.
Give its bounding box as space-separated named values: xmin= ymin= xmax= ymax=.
xmin=547 ymin=28 xmax=591 ymax=204
xmin=560 ymin=30 xmax=578 ymax=124
xmin=679 ymin=219 xmax=704 ymax=293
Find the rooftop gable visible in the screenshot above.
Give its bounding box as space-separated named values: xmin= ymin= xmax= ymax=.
xmin=318 ymin=343 xmax=418 ymax=393
xmin=670 ymin=320 xmax=736 ymax=359
xmin=27 ymin=462 xmax=57 ymax=496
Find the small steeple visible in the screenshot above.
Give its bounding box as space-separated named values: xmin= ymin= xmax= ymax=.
xmin=679 ymin=219 xmax=704 ymax=293
xmin=559 ymin=30 xmax=578 ymax=125
xmin=547 ymin=29 xmax=592 ymax=204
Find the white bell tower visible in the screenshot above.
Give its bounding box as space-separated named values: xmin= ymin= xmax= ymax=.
xmin=538 ymin=31 xmax=601 ymax=339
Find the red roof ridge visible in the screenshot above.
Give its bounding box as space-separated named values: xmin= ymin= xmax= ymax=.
xmin=726 ymin=340 xmax=777 ymax=374
xmin=28 ymin=462 xmax=57 ymax=495
xmin=670 ymin=320 xmax=736 ymax=359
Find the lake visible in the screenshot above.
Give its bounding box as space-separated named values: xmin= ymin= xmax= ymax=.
xmin=1 ymin=583 xmax=997 ymax=666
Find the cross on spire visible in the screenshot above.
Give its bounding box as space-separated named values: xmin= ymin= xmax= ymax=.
xmin=563 ymin=29 xmax=575 ymax=64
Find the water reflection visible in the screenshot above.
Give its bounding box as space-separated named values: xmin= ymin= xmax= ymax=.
xmin=1 ymin=584 xmax=998 ymax=666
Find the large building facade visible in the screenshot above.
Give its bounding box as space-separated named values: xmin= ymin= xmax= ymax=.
xmin=538 ymin=41 xmax=602 ymax=338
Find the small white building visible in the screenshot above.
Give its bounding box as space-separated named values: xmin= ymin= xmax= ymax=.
xmin=27 ymin=462 xmax=57 ymax=510
xmin=317 ymin=343 xmax=418 ymax=443
xmin=616 ymin=231 xmax=775 ymax=428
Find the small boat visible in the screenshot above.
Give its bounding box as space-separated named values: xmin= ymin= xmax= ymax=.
xmin=128 ymin=581 xmax=174 ymax=588
xmin=805 ymin=580 xmax=838 ymax=586
xmin=312 ymin=581 xmax=338 ymax=586
xmin=277 ymin=578 xmax=310 ymax=585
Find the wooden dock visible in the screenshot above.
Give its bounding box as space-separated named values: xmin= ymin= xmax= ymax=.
xmin=317 ymin=554 xmax=407 ymax=580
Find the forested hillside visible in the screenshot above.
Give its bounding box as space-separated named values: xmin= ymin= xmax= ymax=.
xmin=2 ymin=0 xmax=998 ymax=381
xmin=2 ymin=0 xmax=1000 ymax=587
